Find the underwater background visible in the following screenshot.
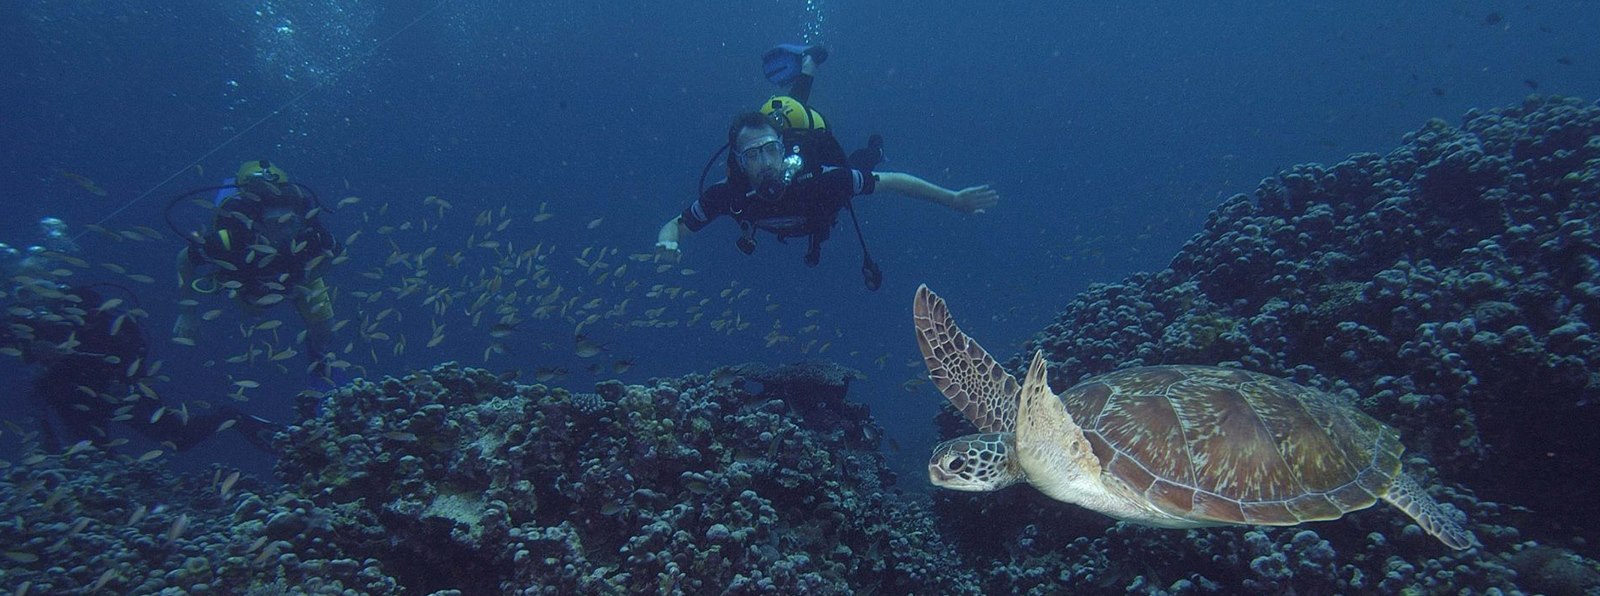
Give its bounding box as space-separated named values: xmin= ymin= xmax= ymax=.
xmin=3 ymin=1 xmax=1600 ymax=593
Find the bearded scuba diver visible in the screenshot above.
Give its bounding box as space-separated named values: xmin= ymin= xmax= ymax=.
xmin=654 ymin=45 xmax=999 ymax=291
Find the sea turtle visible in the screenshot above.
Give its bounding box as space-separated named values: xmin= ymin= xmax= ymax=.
xmin=912 ymin=285 xmax=1476 ymax=550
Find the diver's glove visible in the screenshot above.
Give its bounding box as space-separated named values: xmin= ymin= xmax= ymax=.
xmin=654 ymin=240 xmax=682 ymax=264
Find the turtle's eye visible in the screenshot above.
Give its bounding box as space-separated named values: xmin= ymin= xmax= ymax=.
xmin=946 ymin=456 xmax=966 ymax=472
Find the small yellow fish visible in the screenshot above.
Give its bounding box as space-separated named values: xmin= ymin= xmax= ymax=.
xmin=245 ymin=536 xmax=269 ymax=554
xmin=3 ymin=550 xmax=40 ymax=563
xmin=573 ymin=335 xmax=606 ymax=358
xmin=63 ymin=439 xmax=93 ymax=457
xmin=166 ymin=513 xmax=189 ymax=543
xmin=90 ymin=568 xmax=118 ymax=592
xmin=219 ymin=471 xmax=241 ymax=498
xmin=61 ymin=171 xmax=107 ymax=196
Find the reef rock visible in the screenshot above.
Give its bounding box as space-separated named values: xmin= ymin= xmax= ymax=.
xmin=274 ymin=362 xmax=974 ymax=594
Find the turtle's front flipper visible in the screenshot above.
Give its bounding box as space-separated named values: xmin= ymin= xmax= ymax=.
xmin=1382 ymin=473 xmax=1477 ymax=550
xmin=1015 ymin=351 xmax=1102 ymax=503
xmin=913 ymin=284 xmax=1020 ymax=433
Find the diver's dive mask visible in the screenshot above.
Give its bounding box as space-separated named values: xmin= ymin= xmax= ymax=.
xmin=737 ymin=138 xmax=784 ymax=166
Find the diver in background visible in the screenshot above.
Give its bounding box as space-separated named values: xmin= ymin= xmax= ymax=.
xmin=170 ymin=160 xmax=342 ymax=384
xmin=0 ymin=271 xmax=276 ymax=452
xmin=654 ymin=46 xmax=999 ymax=290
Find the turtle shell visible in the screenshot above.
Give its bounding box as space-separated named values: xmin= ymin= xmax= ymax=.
xmin=1064 ymin=365 xmax=1404 ymax=526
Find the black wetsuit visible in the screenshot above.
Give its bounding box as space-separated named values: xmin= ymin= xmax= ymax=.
xmin=680 ymin=73 xmax=880 ymax=265
xmin=2 ymin=287 xmax=241 ymax=451
xmin=681 ymin=166 xmax=876 ymax=263
xmin=189 ymin=185 xmax=335 ymax=298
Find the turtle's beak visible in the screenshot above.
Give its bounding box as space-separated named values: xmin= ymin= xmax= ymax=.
xmin=928 ymin=466 xmax=985 ymax=491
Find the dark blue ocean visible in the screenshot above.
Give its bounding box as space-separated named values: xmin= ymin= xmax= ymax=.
xmin=1 ymin=2 xmax=1597 ymax=591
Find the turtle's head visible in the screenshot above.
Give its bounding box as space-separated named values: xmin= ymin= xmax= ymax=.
xmin=928 ymin=432 xmax=1025 ymax=491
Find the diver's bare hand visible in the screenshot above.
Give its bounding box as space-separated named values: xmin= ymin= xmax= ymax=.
xmin=654 ymin=241 xmax=682 ymax=264
xmin=950 ymin=185 xmax=999 ymax=214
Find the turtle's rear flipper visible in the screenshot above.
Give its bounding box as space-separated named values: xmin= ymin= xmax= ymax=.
xmin=1383 ymin=473 xmax=1477 ymax=550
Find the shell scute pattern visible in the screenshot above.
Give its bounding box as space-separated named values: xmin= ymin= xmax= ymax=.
xmin=1061 ymin=365 xmax=1403 ymax=525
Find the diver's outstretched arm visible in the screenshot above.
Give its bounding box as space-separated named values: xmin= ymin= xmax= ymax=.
xmin=873 ymin=172 xmax=998 ymax=214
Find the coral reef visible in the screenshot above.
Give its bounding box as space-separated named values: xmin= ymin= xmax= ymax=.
xmin=2 ymin=361 xmax=973 ymax=594
xmin=271 ymin=361 xmax=972 ymax=594
xmin=0 ymin=448 xmax=396 ymax=594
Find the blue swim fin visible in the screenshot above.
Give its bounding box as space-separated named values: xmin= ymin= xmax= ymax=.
xmin=762 ymin=44 xmax=829 ymax=85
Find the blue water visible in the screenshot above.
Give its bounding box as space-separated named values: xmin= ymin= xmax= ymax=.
xmin=1 ymin=1 xmax=1596 ymax=484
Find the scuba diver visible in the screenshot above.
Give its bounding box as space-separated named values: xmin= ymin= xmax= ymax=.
xmin=654 ymin=45 xmax=999 ymax=290
xmin=167 ymin=160 xmax=343 ymax=384
xmin=0 ymin=276 xmax=278 ymax=453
